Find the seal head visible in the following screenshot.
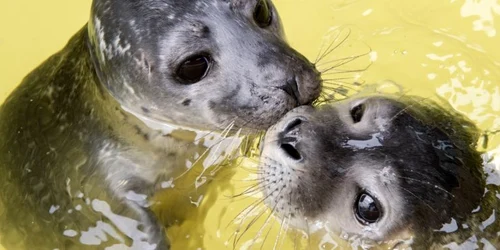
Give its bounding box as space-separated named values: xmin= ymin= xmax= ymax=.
xmin=259 ymin=95 xmax=484 ymax=244
xmin=88 ymin=0 xmax=321 ymax=132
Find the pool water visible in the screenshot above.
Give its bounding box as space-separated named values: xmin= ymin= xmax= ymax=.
xmin=1 ymin=0 xmax=499 ymax=249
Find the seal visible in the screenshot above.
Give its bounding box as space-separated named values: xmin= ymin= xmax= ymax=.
xmin=0 ymin=0 xmax=322 ymax=249
xmin=257 ymin=94 xmax=500 ymax=248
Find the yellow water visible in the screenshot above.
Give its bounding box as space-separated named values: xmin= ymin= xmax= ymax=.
xmin=1 ymin=0 xmax=499 ymax=249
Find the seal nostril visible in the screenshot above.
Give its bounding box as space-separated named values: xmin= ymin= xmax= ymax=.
xmin=280 ymin=143 xmax=302 ymax=160
xmin=278 ymin=77 xmax=300 ymax=104
xmin=283 ymin=118 xmax=302 ymax=134
xmin=279 ymin=118 xmax=304 ymax=160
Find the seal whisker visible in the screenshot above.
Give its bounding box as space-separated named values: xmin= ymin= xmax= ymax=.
xmin=316 ymin=56 xmax=363 ymax=68
xmin=316 ymin=90 xmax=352 ymax=105
xmin=208 ymin=129 xmax=247 ymax=175
xmin=320 ymin=62 xmax=372 ymax=75
xmin=322 ymin=81 xmax=361 ymax=91
xmin=173 ymin=122 xmax=237 ymax=181
xmin=230 ymin=197 xmax=274 ymax=250
xmin=234 ymin=186 xmax=287 ymax=248
xmin=187 ymin=121 xmax=235 ymax=146
xmin=316 ymin=92 xmax=348 ymax=103
xmin=399 ymin=186 xmax=437 ymax=214
xmin=233 ymin=205 xmax=269 ymax=248
xmin=319 ymin=80 xmax=361 ymax=100
xmin=387 ymin=95 xmax=434 ymax=124
xmin=314 ymin=28 xmax=352 ymax=65
xmin=261 ymin=156 xmax=306 ymax=174
xmin=322 ymin=81 xmax=359 ymax=89
xmin=274 ymin=213 xmax=291 ymax=250
xmin=314 ymin=29 xmax=338 ymax=65
xmin=316 ymin=49 xmax=372 ymax=68
xmin=232 ymin=190 xmax=281 ymax=248
xmin=397 ymin=175 xmax=455 ymax=198
xmin=227 ymin=182 xmax=269 ymax=200
xmin=318 ymin=53 xmax=366 ymax=73
xmin=293 ymin=230 xmax=301 ymax=250
xmin=227 ymin=202 xmax=264 ymax=235
xmin=237 ymin=166 xmax=267 ymax=174
xmin=257 ymin=202 xmax=281 ymax=250
xmin=319 ymin=76 xmax=358 ymax=82
xmin=233 ymin=178 xmax=265 ymax=190
xmin=320 ymin=82 xmax=360 ymax=98
xmin=230 ymin=201 xmax=263 ymax=245
xmin=230 ymin=175 xmax=266 ymax=183
xmin=225 ymin=187 xmax=278 ymax=232
xmin=397 ymin=168 xmax=441 ymax=181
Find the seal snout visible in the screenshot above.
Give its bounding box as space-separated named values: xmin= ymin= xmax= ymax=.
xmin=277 ymin=117 xmax=305 ymax=161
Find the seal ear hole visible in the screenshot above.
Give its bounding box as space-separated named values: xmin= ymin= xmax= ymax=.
xmin=350 ymin=103 xmax=365 ymax=123
xmin=176 ymin=54 xmax=212 ymax=84
xmin=280 ymin=143 xmax=302 ymax=161
xmin=354 ymin=192 xmax=382 ymax=225
xmin=254 ymin=0 xmax=272 ymax=28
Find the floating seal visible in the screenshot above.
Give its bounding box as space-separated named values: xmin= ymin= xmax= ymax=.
xmin=0 ymin=0 xmax=322 ymax=249
xmin=258 ymin=94 xmax=500 ymax=248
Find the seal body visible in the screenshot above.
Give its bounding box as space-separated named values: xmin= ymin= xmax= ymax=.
xmin=0 ymin=0 xmax=322 ymax=249
xmin=258 ymin=94 xmax=498 ymax=248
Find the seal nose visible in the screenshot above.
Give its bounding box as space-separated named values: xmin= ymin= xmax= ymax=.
xmin=278 ymin=118 xmax=304 ymax=161
xmin=278 ymin=77 xmax=300 ymax=104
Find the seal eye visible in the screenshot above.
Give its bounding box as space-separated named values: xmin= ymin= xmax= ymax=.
xmin=350 ymin=103 xmax=365 ymax=123
xmin=354 ymin=192 xmax=382 ymax=225
xmin=254 ymin=0 xmax=272 ymax=28
xmin=176 ymin=54 xmax=211 ymax=84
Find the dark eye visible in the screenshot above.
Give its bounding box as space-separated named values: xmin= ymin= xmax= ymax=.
xmin=354 ymin=192 xmax=382 ymax=225
xmin=350 ymin=103 xmax=365 ymax=123
xmin=253 ymin=0 xmax=272 ymax=28
xmin=176 ymin=54 xmax=211 ymax=84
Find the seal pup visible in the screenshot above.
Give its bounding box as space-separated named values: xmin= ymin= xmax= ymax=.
xmin=0 ymin=0 xmax=322 ymax=249
xmin=257 ymin=94 xmax=499 ymax=248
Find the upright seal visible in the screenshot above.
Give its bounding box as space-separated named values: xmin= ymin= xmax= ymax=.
xmin=258 ymin=94 xmax=499 ymax=248
xmin=0 ymin=0 xmax=322 ymax=249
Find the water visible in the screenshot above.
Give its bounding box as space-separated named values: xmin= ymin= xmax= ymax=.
xmin=1 ymin=0 xmax=499 ymax=249
xmin=166 ymin=0 xmax=500 ymax=249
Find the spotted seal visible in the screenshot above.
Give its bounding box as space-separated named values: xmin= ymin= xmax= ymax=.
xmin=0 ymin=0 xmax=322 ymax=249
xmin=257 ymin=94 xmax=500 ymax=248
